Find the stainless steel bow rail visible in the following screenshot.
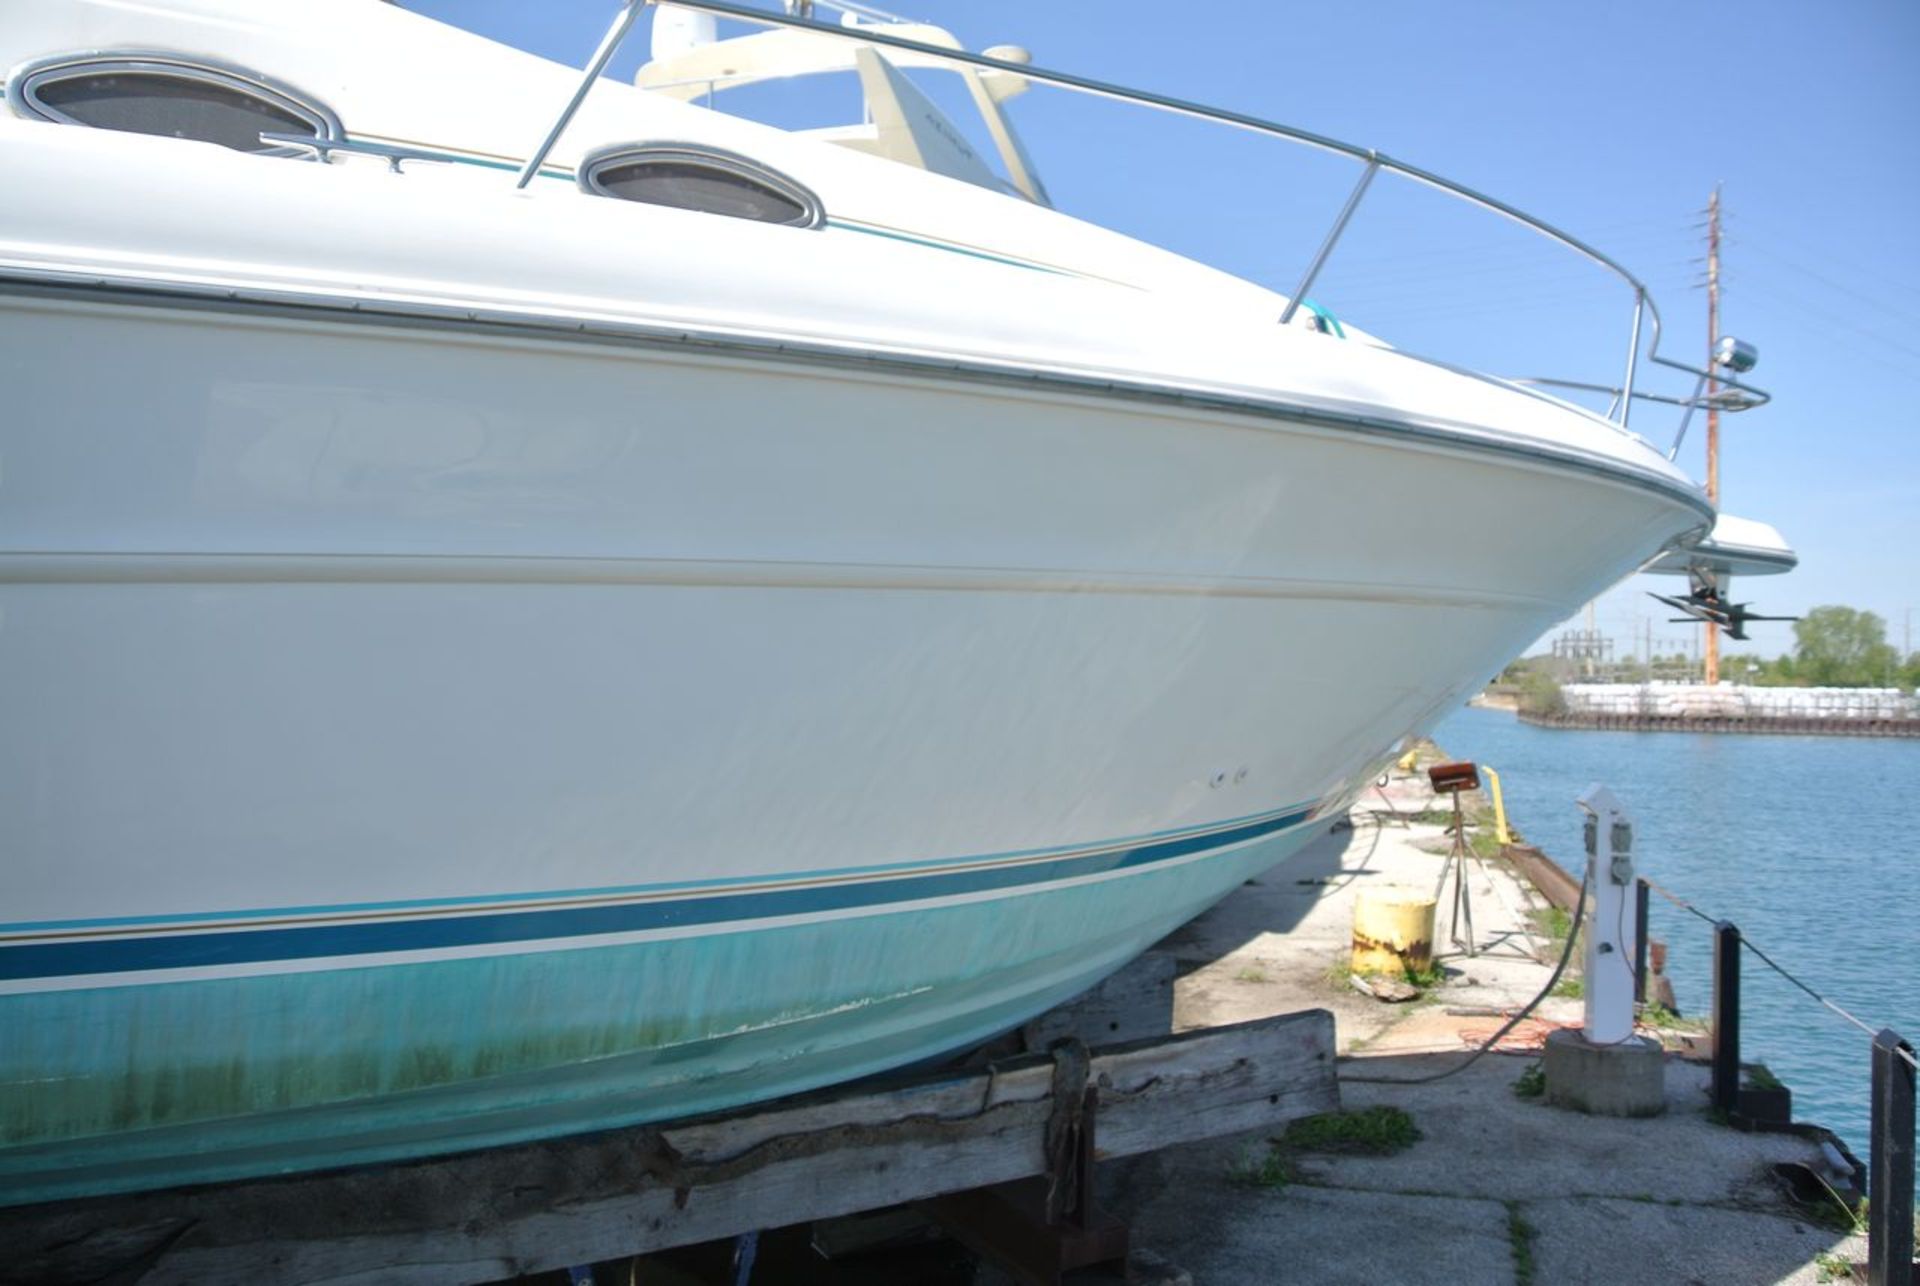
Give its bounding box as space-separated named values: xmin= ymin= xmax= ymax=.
xmin=522 ymin=0 xmax=1768 ymax=457
xmin=1636 ymin=878 xmax=1916 ymax=1286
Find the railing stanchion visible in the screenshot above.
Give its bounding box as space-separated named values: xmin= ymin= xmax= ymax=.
xmin=1617 ymin=289 xmax=1646 ymax=428
xmin=515 ymin=0 xmax=647 ymax=190
xmin=1869 ymin=1028 xmax=1916 ymax=1286
xmin=1665 ymin=367 xmax=1712 ymax=461
xmin=1633 ymin=878 xmax=1650 ymax=1006
xmin=1278 ymin=157 xmax=1379 ymax=326
xmin=1711 ymin=920 xmax=1741 ymax=1115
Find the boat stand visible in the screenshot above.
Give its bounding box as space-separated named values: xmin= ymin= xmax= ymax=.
xmin=921 ymin=1042 xmax=1130 ymax=1283
xmin=2 ymin=986 xmax=1336 ymax=1286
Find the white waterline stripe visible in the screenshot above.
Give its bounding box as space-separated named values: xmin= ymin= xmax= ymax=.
xmin=0 ymin=552 xmax=1561 ymax=611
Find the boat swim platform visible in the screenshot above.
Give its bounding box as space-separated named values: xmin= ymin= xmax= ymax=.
xmin=1 ymin=1000 xmax=1338 ymax=1286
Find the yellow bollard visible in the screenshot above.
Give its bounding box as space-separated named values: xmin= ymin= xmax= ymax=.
xmin=1352 ymin=889 xmax=1437 ymax=977
xmin=1482 ymin=765 xmax=1512 ymax=846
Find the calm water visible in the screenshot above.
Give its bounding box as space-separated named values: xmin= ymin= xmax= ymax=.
xmin=1437 ymin=703 xmax=1920 ymax=1150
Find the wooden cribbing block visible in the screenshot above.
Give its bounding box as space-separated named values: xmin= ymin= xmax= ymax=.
xmin=2 ymin=1009 xmax=1336 ymax=1286
xmin=1021 ymin=949 xmax=1177 ymax=1051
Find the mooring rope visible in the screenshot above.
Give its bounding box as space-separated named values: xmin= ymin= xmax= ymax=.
xmin=1639 ymin=876 xmax=1917 ymax=1072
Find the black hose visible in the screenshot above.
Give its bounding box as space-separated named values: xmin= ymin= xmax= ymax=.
xmin=1343 ymin=860 xmax=1592 ymax=1086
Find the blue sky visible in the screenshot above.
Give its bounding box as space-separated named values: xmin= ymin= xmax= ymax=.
xmin=411 ymin=1 xmax=1920 ymax=661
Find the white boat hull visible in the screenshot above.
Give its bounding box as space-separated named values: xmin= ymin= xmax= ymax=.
xmin=0 ymin=292 xmax=1705 ymax=1202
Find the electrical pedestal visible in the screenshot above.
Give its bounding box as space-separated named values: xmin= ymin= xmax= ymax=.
xmin=1545 ymin=786 xmax=1666 ymax=1118
xmin=1544 ymin=1029 xmax=1665 ymax=1117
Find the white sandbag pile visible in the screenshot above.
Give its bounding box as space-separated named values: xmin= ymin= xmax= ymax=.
xmin=1558 ymin=683 xmax=1919 ymax=721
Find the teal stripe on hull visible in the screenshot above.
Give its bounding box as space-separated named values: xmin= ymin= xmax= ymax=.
xmin=0 ymin=804 xmax=1314 ymax=980
xmin=0 ymin=822 xmax=1325 ymax=1206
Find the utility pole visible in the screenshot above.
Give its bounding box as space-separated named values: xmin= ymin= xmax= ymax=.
xmin=1585 ymin=600 xmax=1597 ymax=678
xmin=1904 ymin=608 xmax=1912 ymax=688
xmin=1703 ymin=185 xmax=1723 ymax=686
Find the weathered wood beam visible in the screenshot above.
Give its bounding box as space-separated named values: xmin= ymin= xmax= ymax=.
xmin=2 ymin=1010 xmax=1335 ymax=1286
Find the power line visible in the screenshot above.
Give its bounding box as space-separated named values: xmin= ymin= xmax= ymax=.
xmin=1310 ymin=231 xmax=1691 ymax=292
xmin=1327 ymin=259 xmax=1697 ymax=308
xmin=1244 ymin=218 xmax=1690 ymax=280
xmin=1739 ymin=241 xmax=1920 ymax=328
xmin=1269 ymin=271 xmax=1681 ymax=315
xmin=1731 ymin=225 xmax=1920 ymax=299
xmin=1736 ymin=277 xmax=1920 ymax=366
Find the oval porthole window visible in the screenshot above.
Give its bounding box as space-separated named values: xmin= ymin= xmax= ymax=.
xmin=580 ymin=144 xmax=823 ymax=228
xmin=6 ymin=53 xmax=340 ymax=155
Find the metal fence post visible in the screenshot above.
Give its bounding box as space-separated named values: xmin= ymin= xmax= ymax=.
xmin=1869 ymin=1028 xmax=1915 ymax=1286
xmin=1711 ymin=921 xmax=1741 ymax=1115
xmin=1634 ymin=878 xmax=1650 ymax=1005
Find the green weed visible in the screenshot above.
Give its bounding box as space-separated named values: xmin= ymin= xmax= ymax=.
xmin=1506 ymin=1201 xmax=1538 ymax=1285
xmin=1280 ymin=1106 xmax=1422 ymax=1156
xmin=1401 ymin=960 xmax=1448 ymax=989
xmin=1532 ymin=905 xmax=1574 ymax=946
xmin=1226 ymin=1144 xmax=1295 ymax=1190
xmin=1511 ymin=1062 xmax=1546 ymax=1099
xmin=1813 ymin=1250 xmax=1855 ymax=1283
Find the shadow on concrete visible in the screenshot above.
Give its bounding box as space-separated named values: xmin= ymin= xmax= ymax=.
xmin=1153 ymin=817 xmax=1386 ymax=976
xmin=1102 ymin=1048 xmax=1862 ymax=1286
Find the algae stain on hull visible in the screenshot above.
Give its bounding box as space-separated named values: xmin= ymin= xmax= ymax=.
xmin=8 ymin=998 xmax=838 ymax=1147
xmin=2 ymin=831 xmax=1324 ymax=1156
xmin=3 ymin=908 xmax=979 ymax=1146
xmin=0 ymin=829 xmax=1329 ymax=1205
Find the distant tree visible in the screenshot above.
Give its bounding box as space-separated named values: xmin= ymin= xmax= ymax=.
xmin=1498 ymin=657 xmax=1537 ymax=684
xmin=1513 ymin=669 xmax=1565 ymax=717
xmin=1791 ymin=606 xmax=1900 ymax=687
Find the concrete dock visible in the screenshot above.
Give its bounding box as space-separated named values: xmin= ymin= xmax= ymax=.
xmin=1076 ymin=756 xmax=1869 ymax=1285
